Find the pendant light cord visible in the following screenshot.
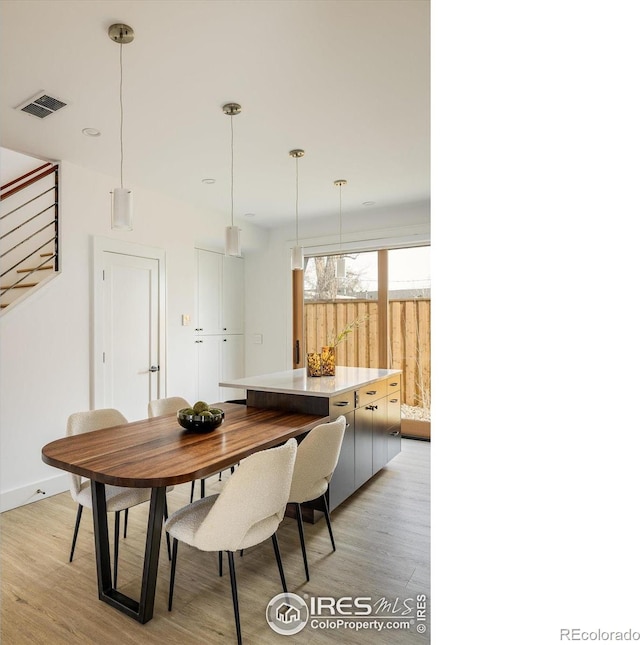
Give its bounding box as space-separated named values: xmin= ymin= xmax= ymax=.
xmin=119 ymin=42 xmax=124 ymax=189
xmin=230 ymin=114 xmax=235 ymax=227
xmin=295 ymin=157 xmax=299 ymax=245
xmin=339 ymin=183 xmax=343 ymax=252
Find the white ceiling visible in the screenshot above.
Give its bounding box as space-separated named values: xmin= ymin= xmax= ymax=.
xmin=0 ymin=0 xmax=429 ymax=229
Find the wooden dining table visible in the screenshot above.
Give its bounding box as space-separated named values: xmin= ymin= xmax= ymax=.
xmin=41 ymin=402 xmax=327 ymax=624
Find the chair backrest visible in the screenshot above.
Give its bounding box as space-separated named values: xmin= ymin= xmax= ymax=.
xmin=194 ymin=438 xmax=298 ymax=552
xmin=66 ymin=409 xmax=128 ymax=500
xmin=148 ymin=396 xmax=191 ymax=418
xmin=288 ymin=416 xmax=347 ymax=504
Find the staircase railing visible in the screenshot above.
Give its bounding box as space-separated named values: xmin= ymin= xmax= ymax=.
xmin=0 ymin=162 xmax=59 ymax=310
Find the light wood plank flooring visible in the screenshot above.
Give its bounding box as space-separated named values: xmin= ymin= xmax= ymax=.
xmin=1 ymin=439 xmax=429 ymax=644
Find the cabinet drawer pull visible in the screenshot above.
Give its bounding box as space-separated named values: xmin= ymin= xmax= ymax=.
xmin=389 ymin=382 xmax=399 ymax=387
xmin=365 ymin=390 xmax=377 ymax=396
xmin=365 ymin=404 xmax=378 ymax=411
xmin=195 ymin=339 xmax=203 ymax=343
xmin=333 ymin=401 xmax=350 ymax=407
xmin=389 ymin=430 xmax=400 ymax=437
xmin=389 ymin=398 xmax=399 ymax=403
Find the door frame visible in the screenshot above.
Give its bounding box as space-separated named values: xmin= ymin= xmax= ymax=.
xmin=91 ymin=236 xmax=167 ymax=409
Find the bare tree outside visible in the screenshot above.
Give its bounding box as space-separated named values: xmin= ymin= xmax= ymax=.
xmin=305 ymin=255 xmax=367 ymax=300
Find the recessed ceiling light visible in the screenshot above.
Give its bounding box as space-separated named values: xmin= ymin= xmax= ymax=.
xmin=201 ymin=178 xmax=216 ymax=184
xmin=362 ymin=201 xmax=376 ymax=206
xmin=82 ymin=127 xmax=101 ymax=137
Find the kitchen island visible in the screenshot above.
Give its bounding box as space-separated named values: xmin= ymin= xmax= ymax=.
xmin=220 ymin=366 xmax=403 ymax=510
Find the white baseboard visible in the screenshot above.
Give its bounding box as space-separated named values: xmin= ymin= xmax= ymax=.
xmin=0 ymin=473 xmax=69 ymax=513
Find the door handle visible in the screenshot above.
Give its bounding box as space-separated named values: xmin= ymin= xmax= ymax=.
xmin=149 ymin=365 xmax=160 ymax=372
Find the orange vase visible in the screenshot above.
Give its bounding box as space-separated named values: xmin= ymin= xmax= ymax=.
xmin=321 ymin=346 xmax=336 ymax=376
xmin=307 ymin=352 xmax=323 ymax=377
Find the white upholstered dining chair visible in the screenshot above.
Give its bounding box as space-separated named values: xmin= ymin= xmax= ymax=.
xmin=149 ymin=396 xmax=209 ymax=502
xmin=66 ymin=409 xmax=157 ymax=587
xmin=148 ymin=396 xmax=233 ymax=503
xmin=147 ymin=396 xmax=191 ymax=418
xmin=165 ymin=438 xmax=298 ymax=645
xmin=287 ymin=415 xmax=347 ymax=581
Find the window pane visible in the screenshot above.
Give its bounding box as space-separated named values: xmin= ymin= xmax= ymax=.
xmin=303 ymin=253 xmax=378 ymax=367
xmin=303 ymin=252 xmax=378 ymax=301
xmin=388 ymin=247 xmax=430 ymax=419
xmin=389 ymin=246 xmax=430 ymax=300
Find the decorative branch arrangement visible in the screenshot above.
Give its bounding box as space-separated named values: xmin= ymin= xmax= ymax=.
xmin=327 ymin=314 xmax=370 ymax=348
xmin=307 ymin=315 xmax=370 ymax=377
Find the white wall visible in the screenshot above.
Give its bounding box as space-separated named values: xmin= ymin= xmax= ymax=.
xmin=0 ymin=158 xmax=267 ymax=511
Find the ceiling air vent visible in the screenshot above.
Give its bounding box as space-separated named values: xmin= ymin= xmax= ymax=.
xmin=15 ymin=91 xmax=68 ymax=119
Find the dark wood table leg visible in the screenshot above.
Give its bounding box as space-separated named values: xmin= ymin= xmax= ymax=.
xmin=138 ymin=487 xmax=165 ymax=622
xmin=90 ymin=482 xmax=166 ymax=623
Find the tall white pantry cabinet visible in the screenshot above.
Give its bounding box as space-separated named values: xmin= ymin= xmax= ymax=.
xmin=194 ymin=248 xmax=245 ymax=403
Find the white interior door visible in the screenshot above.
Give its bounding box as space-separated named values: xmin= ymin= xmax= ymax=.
xmin=93 ymin=238 xmax=166 ymax=422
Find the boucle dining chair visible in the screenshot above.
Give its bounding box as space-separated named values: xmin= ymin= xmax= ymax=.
xmin=147 ymin=396 xmax=223 ymax=503
xmin=67 ymin=408 xmax=156 ymax=588
xmin=165 ymin=438 xmax=298 ymax=645
xmin=287 ymin=415 xmax=347 ymax=581
xmin=147 ymin=396 xmax=191 ymax=418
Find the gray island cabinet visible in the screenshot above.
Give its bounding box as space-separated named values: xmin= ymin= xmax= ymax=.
xmin=219 ymin=367 xmax=402 ymax=511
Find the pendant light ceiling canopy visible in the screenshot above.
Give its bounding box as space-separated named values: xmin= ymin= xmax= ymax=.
xmin=108 ymin=23 xmax=134 ymax=231
xmin=290 ymin=149 xmax=305 ymax=271
xmin=224 ymin=102 xmax=242 ymax=257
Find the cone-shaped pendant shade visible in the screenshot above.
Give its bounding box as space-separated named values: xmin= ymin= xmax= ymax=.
xmin=111 ymin=187 xmax=133 ymax=230
xmin=225 ymin=226 xmax=241 ymax=257
xmin=291 ymin=245 xmax=304 ymax=271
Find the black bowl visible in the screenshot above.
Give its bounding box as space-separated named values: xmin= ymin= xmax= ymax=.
xmin=177 ymin=407 xmax=224 ymax=433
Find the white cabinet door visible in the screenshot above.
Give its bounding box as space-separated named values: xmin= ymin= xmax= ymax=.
xmin=195 ymin=336 xmax=222 ymax=403
xmin=219 ymin=335 xmax=245 ymax=401
xmin=196 ymin=250 xmax=244 ymax=335
xmin=221 ymin=255 xmax=244 ymax=333
xmin=195 ymin=249 xmax=245 ymax=403
xmin=196 ymin=335 xmax=245 ymax=404
xmin=196 ymin=249 xmax=222 ymax=335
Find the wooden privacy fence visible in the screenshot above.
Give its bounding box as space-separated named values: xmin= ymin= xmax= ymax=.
xmin=304 ymin=299 xmax=431 ymax=409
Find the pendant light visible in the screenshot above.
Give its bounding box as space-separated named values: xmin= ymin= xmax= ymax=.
xmin=334 ymin=179 xmax=347 ymax=278
xmin=290 ymin=149 xmax=305 ymax=271
xmin=223 ymin=103 xmax=242 ymax=256
xmin=108 ymin=24 xmax=134 ymax=231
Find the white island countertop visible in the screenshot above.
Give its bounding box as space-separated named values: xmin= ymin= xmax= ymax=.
xmin=219 ymin=366 xmax=401 ymax=398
